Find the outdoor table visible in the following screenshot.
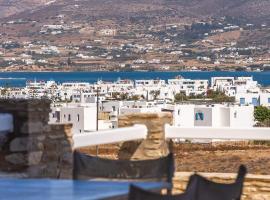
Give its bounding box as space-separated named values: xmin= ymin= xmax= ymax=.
xmin=0 ymin=178 xmax=171 ymax=200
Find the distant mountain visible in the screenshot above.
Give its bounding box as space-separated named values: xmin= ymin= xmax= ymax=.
xmin=0 ymin=0 xmax=269 ymax=25
xmin=0 ymin=0 xmax=51 ymax=18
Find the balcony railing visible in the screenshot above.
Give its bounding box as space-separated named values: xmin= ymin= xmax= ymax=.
xmin=165 ymin=125 xmax=270 ymax=141
xmin=72 ymin=124 xmax=270 ymax=149
xmin=73 ymin=124 xmax=147 ymax=149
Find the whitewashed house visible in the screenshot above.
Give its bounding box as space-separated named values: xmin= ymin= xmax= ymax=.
xmin=168 ymin=78 xmax=208 ymax=96
xmin=236 ymin=92 xmax=270 ymax=106
xmin=172 ymin=104 xmax=255 ymax=128
xmin=211 ymin=77 xmax=260 ymax=97
xmin=50 ymin=103 xmax=97 ymax=134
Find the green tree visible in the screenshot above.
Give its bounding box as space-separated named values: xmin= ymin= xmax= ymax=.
xmin=120 ymin=93 xmax=128 ymax=100
xmin=174 ymin=92 xmax=188 ymax=102
xmin=254 ymin=106 xmax=270 ymax=123
xmin=0 ymin=88 xmax=8 ymax=96
xmin=150 ymin=90 xmax=160 ymax=100
xmin=206 ymin=89 xmax=235 ymax=103
xmin=130 ymin=95 xmax=140 ymax=101
xmin=111 ymin=92 xmax=120 ymax=99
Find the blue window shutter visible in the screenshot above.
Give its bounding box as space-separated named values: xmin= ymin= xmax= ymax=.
xmin=195 ymin=113 xmax=198 ymax=120
xmin=252 ymin=98 xmax=258 ymax=106
xmin=195 ymin=112 xmax=204 ymax=120
xmin=240 ymin=98 xmax=245 ymax=105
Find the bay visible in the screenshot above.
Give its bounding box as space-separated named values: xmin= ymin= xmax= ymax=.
xmin=0 ymin=71 xmax=269 ymax=87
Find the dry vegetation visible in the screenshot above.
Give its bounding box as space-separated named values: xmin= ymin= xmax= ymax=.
xmin=79 ymin=142 xmax=270 ymax=175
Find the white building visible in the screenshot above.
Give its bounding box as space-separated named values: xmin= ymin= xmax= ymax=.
xmin=135 ymin=79 xmax=166 ymax=87
xmin=120 ymin=106 xmax=162 ymax=115
xmin=211 ymin=77 xmax=259 ymax=97
xmin=260 ymin=93 xmax=270 ymax=107
xmin=172 ymin=104 xmax=255 ymax=128
xmin=168 ymin=78 xmax=208 ymax=96
xmin=97 ymin=29 xmax=117 ymax=36
xmin=102 ymin=100 xmax=162 ymax=116
xmin=50 ymin=103 xmax=97 ymax=134
xmin=62 ymin=82 xmax=90 ymax=90
xmin=236 ymin=92 xmax=270 ymax=106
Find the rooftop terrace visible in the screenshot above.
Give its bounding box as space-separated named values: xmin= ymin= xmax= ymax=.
xmin=0 ymin=99 xmax=270 ymax=199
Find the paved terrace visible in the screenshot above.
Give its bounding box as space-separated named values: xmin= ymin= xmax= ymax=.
xmin=0 ymin=99 xmax=270 ymax=200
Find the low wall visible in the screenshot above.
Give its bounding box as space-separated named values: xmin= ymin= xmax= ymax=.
xmin=0 ymin=99 xmax=74 ymax=179
xmin=174 ymin=172 xmax=270 ymax=200
xmin=118 ymin=112 xmax=173 ymax=160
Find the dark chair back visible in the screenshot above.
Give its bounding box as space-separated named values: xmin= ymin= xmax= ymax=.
xmin=73 ymin=151 xmax=174 ymax=183
xmin=128 ymin=184 xmax=195 ymax=200
xmin=186 ymin=165 xmax=247 ymax=200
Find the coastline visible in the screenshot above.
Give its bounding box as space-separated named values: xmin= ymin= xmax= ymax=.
xmin=0 ymin=71 xmax=270 ymax=87
xmin=0 ymin=70 xmax=269 ymax=73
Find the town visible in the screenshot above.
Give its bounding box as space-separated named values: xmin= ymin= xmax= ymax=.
xmin=1 ymin=76 xmax=269 ymax=135
xmin=1 ymin=13 xmax=270 ymax=72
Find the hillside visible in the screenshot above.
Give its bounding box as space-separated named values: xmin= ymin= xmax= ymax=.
xmin=0 ymin=0 xmax=50 ymax=18
xmin=0 ymin=0 xmax=270 ymax=25
xmin=0 ymin=0 xmax=269 ymax=72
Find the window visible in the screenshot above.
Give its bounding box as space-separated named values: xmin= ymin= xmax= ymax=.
xmin=77 ymin=114 xmax=80 ymax=122
xmin=64 ymin=114 xmax=66 ymax=119
xmin=178 ymin=109 xmax=180 ymax=115
xmin=195 ymin=112 xmax=204 ymax=121
xmin=268 ymin=98 xmax=270 ymax=103
xmin=252 ymin=98 xmax=258 ymax=106
xmin=234 ymin=111 xmax=237 ymax=118
xmin=240 ymin=98 xmax=245 ymax=105
xmin=68 ymin=114 xmax=71 ymax=121
xmin=112 ymin=106 xmax=116 ymax=111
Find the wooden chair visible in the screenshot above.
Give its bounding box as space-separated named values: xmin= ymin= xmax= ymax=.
xmin=73 ymin=151 xmax=175 ymax=194
xmin=185 ymin=165 xmax=247 ymax=200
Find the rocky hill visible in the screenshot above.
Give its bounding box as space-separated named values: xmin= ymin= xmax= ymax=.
xmin=0 ymin=0 xmax=50 ymax=18
xmin=0 ymin=0 xmax=269 ymax=25
xmin=0 ymin=0 xmax=269 ymax=72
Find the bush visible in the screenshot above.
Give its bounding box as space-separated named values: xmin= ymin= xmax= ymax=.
xmin=174 ymin=93 xmax=188 ymax=102
xmin=254 ymin=106 xmax=270 ymax=124
xmin=206 ymin=90 xmax=235 ymax=103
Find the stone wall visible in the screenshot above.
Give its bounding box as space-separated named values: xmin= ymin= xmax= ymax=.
xmin=0 ymin=99 xmax=73 ymax=178
xmin=174 ymin=172 xmax=270 ymax=200
xmin=118 ymin=112 xmax=172 ymax=160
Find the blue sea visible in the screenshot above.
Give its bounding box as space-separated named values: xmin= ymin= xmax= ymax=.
xmin=0 ymin=71 xmax=269 ymax=87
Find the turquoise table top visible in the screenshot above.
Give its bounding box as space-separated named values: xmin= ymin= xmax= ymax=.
xmin=0 ymin=178 xmax=170 ymax=200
